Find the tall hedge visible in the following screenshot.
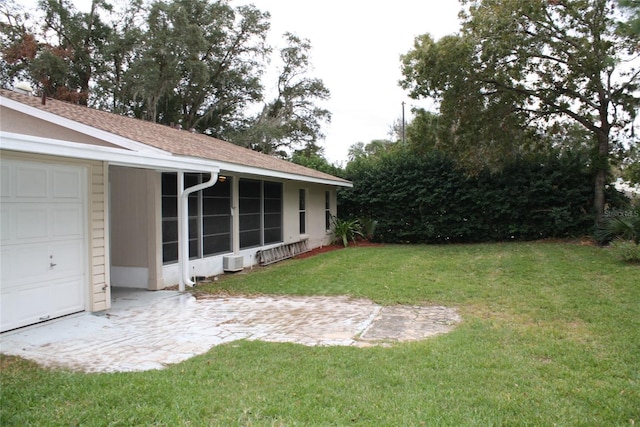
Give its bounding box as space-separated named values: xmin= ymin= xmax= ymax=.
xmin=338 ymin=150 xmax=601 ymax=243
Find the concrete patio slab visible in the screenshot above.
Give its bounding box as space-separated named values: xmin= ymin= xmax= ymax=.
xmin=0 ymin=289 xmax=461 ymax=373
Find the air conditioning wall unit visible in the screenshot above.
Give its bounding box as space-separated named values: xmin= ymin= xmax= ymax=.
xmin=223 ymin=255 xmax=244 ymax=272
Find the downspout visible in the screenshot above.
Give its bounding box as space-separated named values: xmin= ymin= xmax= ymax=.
xmin=178 ymin=170 xmax=219 ymax=291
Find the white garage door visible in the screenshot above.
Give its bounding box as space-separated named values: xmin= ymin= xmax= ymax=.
xmin=1 ymin=159 xmax=87 ymax=332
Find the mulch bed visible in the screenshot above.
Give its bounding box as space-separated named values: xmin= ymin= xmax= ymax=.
xmin=295 ymin=241 xmax=383 ymax=259
xmin=167 ymin=241 xmax=384 ymax=289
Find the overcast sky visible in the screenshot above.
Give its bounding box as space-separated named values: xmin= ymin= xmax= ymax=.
xmin=239 ymin=1 xmax=462 ymax=163
xmin=31 ymin=0 xmax=462 ymax=164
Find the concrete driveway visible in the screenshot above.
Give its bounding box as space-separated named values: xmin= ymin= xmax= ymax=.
xmin=0 ymin=288 xmax=461 ymax=373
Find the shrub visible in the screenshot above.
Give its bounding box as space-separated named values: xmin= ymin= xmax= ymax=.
xmin=339 ymin=150 xmax=601 ymax=243
xmin=359 ymin=217 xmax=378 ymax=241
xmin=331 ymin=217 xmax=363 ymax=247
xmin=594 ymin=205 xmax=640 ymax=244
xmin=609 ymin=238 xmax=640 ymax=263
xmin=595 ymin=204 xmax=640 ymax=263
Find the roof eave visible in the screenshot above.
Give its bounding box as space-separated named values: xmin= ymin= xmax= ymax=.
xmin=0 ymin=131 xmax=220 ymax=173
xmin=1 ymin=93 xmax=352 ymax=188
xmin=213 ymin=160 xmax=352 ymax=187
xmin=1 ymin=96 xmax=170 ymax=156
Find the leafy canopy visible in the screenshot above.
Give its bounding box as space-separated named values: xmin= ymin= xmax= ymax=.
xmin=0 ymin=0 xmax=331 ymax=156
xmin=400 ymin=0 xmax=640 ymax=220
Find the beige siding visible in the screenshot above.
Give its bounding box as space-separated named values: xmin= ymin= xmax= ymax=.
xmin=282 ymin=181 xmax=334 ymax=249
xmin=109 ymin=167 xmax=163 ymax=289
xmin=282 ymin=183 xmax=300 ymax=244
xmin=89 ymin=162 xmax=110 ymax=311
xmin=110 ymin=167 xmax=149 ymax=267
xmin=0 ymin=106 xmax=119 ymax=148
xmin=146 ymin=171 xmax=164 ymax=290
xmin=308 ymin=185 xmax=335 ymax=248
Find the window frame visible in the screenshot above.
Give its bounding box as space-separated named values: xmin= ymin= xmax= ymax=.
xmin=325 ymin=190 xmax=332 ymax=231
xmin=238 ymin=178 xmax=283 ymax=250
xmin=299 ymin=188 xmax=307 ymax=235
xmin=161 ymin=173 xmax=232 ymax=265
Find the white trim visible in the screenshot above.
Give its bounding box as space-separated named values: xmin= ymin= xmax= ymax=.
xmin=0 ymin=132 xmax=220 ymax=173
xmin=0 ymin=96 xmax=169 ymax=155
xmin=110 ymin=266 xmax=149 ymax=288
xmin=1 ymin=130 xmax=350 ymax=187
xmin=216 ymin=160 xmax=352 ymax=188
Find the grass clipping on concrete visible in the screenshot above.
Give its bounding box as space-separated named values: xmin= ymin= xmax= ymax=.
xmin=2 ymin=242 xmax=639 ymax=426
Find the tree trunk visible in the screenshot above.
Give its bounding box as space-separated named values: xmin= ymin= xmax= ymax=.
xmin=594 ymin=168 xmax=606 ymax=223
xmin=593 ymin=128 xmax=610 ymax=223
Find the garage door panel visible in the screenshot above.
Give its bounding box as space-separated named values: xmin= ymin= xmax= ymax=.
xmin=50 ymin=240 xmax=85 ymax=277
xmin=1 ymin=159 xmax=87 ymax=333
xmin=0 ymin=206 xmax=12 ymax=243
xmin=50 ymin=277 xmax=85 ymax=314
xmin=16 ymin=166 xmax=48 ymax=199
xmin=1 ymin=283 xmax=52 ymax=331
xmin=52 ymin=206 xmax=83 ymax=237
xmin=0 ymin=166 xmax=10 ymax=198
xmin=0 ymin=277 xmax=85 ymax=331
xmin=52 ymin=168 xmax=83 ymax=199
xmin=3 ymin=244 xmax=50 ymax=285
xmin=3 ymin=240 xmax=85 ymax=286
xmin=15 ymin=206 xmax=49 ymax=240
xmin=0 ymin=246 xmax=15 ymax=283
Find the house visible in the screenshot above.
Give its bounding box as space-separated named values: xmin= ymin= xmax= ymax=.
xmin=0 ymin=87 xmax=351 ymax=332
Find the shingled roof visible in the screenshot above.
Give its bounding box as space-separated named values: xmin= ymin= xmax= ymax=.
xmin=0 ymin=89 xmax=350 ymax=185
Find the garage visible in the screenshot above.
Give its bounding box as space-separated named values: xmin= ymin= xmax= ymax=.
xmin=1 ymin=159 xmax=87 ymax=332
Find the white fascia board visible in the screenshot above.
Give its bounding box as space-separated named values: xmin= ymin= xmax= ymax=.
xmin=0 ymin=131 xmax=219 ymax=173
xmin=215 ymin=160 xmax=353 ymax=188
xmin=0 ymin=96 xmax=169 ymax=156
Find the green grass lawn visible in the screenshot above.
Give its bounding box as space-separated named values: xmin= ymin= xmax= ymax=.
xmin=2 ymin=242 xmax=639 ymax=426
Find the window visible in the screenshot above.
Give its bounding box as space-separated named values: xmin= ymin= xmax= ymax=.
xmin=263 ymin=181 xmax=283 ymax=245
xmin=185 ymin=173 xmax=200 ymax=260
xmin=239 ymin=179 xmax=261 ymax=248
xmin=325 ymin=190 xmax=331 ymax=230
xmin=161 ymin=173 xmax=232 ymax=264
xmin=299 ymin=189 xmax=306 ymax=234
xmin=162 ymin=173 xmax=179 ymax=263
xmin=202 ymin=177 xmax=232 ymax=256
xmin=239 ymin=179 xmax=283 ymax=249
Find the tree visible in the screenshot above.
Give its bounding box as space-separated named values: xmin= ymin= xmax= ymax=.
xmin=400 ymin=0 xmax=640 ymax=221
xmin=91 ymin=0 xmax=145 ymax=113
xmin=1 ymin=0 xmax=334 ymax=157
xmin=618 ymin=0 xmax=640 ymax=33
xmin=34 ymin=0 xmax=112 ymax=104
xmin=343 ymin=139 xmax=398 ymax=183
xmin=404 ymin=109 xmax=443 ymax=156
xmin=230 ymin=32 xmax=331 ymax=156
xmin=122 ymin=0 xmax=270 ymax=135
xmin=291 ymin=150 xmax=344 ymax=177
xmin=347 ymin=140 xmax=394 ymax=162
xmin=400 ymin=34 xmax=541 ymax=172
xmin=1 ymin=0 xmax=112 ymax=103
xmin=0 ymin=2 xmax=37 ymax=87
xmin=619 ymin=143 xmax=640 ymax=183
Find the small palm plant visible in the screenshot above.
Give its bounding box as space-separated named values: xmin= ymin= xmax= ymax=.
xmin=331 ymin=216 xmax=364 ymax=247
xmin=595 ymin=204 xmax=640 ymax=262
xmin=359 ymin=217 xmax=378 ymax=241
